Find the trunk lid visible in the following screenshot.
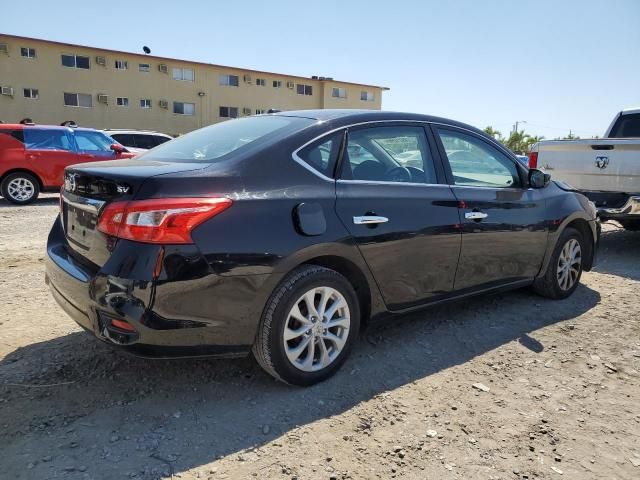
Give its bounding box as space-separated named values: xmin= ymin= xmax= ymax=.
xmin=61 ymin=159 xmax=207 ymax=267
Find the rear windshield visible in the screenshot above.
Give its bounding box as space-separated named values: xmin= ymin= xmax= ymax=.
xmin=140 ymin=116 xmax=314 ymax=163
xmin=609 ymin=113 xmax=640 ymax=138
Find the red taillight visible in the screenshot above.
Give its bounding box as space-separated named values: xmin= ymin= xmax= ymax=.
xmin=97 ymin=197 xmax=232 ymax=244
xmin=528 ymin=151 xmax=538 ymax=169
xmin=110 ymin=319 xmax=136 ymax=332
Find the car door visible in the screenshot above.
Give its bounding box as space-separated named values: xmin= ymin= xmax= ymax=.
xmin=22 ymin=127 xmax=76 ymax=187
xmin=433 ymin=125 xmax=549 ymax=291
xmin=335 ymin=123 xmax=461 ymax=311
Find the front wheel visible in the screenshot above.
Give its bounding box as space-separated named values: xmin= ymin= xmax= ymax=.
xmin=1 ymin=172 xmax=40 ymax=205
xmin=253 ymin=266 xmax=360 ymax=386
xmin=533 ymin=227 xmax=584 ymax=299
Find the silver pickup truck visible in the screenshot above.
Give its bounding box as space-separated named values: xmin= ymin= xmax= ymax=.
xmin=529 ymin=108 xmax=640 ymax=230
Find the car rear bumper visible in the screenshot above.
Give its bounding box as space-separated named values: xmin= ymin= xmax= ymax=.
xmin=598 ymin=195 xmax=640 ymax=221
xmin=45 ymin=217 xmax=268 ymax=358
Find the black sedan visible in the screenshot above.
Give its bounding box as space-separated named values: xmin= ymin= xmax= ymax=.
xmin=45 ymin=110 xmax=599 ymax=385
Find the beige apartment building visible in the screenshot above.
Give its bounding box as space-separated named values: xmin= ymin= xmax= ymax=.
xmin=0 ymin=34 xmax=388 ymax=135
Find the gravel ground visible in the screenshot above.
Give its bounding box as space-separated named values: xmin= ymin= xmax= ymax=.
xmin=0 ymin=194 xmax=639 ymax=480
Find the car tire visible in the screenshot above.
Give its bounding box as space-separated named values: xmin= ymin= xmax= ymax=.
xmin=533 ymin=227 xmax=585 ymax=300
xmin=253 ymin=265 xmax=360 ymax=386
xmin=1 ymin=172 xmax=40 ymax=205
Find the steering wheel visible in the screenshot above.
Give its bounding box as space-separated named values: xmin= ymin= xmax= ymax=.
xmin=385 ymin=166 xmax=412 ymax=183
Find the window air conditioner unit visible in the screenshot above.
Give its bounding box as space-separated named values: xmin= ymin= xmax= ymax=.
xmin=158 ymin=99 xmax=168 ymax=109
xmin=242 ymin=107 xmax=251 ymax=115
xmin=0 ymin=43 xmax=8 ymax=54
xmin=286 ymin=81 xmax=294 ymax=89
xmin=97 ymin=94 xmax=109 ymax=104
xmin=1 ymin=86 xmax=14 ymax=97
xmin=158 ymin=64 xmax=168 ymax=73
xmin=95 ymin=55 xmax=106 ymax=66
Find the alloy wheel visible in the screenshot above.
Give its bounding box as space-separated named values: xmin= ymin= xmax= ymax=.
xmin=556 ymin=238 xmax=582 ymax=291
xmin=7 ymin=177 xmax=35 ymax=202
xmin=283 ymin=286 xmax=351 ymax=372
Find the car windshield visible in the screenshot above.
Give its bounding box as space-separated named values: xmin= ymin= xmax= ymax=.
xmin=139 ymin=116 xmax=314 ymax=163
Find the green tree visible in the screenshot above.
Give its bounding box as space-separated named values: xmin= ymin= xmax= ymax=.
xmin=504 ymin=130 xmax=544 ymax=154
xmin=483 ymin=126 xmax=504 ymax=142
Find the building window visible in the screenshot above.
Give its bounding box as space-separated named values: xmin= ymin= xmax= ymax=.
xmin=256 ymin=78 xmax=266 ymax=87
xmin=296 ymin=84 xmax=313 ymax=96
xmin=23 ymin=88 xmax=39 ymax=99
xmin=173 ymin=102 xmax=195 ymax=115
xmin=140 ymin=99 xmax=152 ymax=108
xmin=115 ymin=60 xmax=128 ymax=70
xmin=172 ymin=68 xmax=194 ymax=81
xmin=273 ymin=80 xmax=282 ymax=88
xmin=219 ymin=106 xmax=238 ymax=118
xmin=116 ymin=97 xmax=129 ymax=107
xmin=255 ymin=109 xmax=266 ymax=114
xmin=61 ymin=54 xmax=90 ymax=69
xmin=219 ymin=74 xmax=239 ymax=87
xmin=21 ymin=47 xmax=36 ymax=58
xmin=64 ymin=92 xmax=92 ymax=108
xmin=361 ymin=91 xmax=374 ymax=102
xmin=139 ymin=63 xmax=150 ymax=72
xmin=332 ymin=87 xmax=347 ymax=99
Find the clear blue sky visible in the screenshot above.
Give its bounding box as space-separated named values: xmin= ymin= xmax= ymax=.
xmin=3 ymin=0 xmax=639 ymax=139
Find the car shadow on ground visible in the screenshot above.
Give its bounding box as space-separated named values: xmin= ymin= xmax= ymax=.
xmin=592 ymin=224 xmax=640 ymax=281
xmin=0 ymin=283 xmax=600 ymax=478
xmin=0 ymin=194 xmax=59 ymax=208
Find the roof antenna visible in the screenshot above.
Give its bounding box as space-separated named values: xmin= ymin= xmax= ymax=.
xmin=143 ymin=46 xmax=151 ymax=55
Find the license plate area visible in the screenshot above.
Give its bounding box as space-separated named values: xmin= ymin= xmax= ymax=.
xmin=65 ymin=205 xmax=97 ymax=250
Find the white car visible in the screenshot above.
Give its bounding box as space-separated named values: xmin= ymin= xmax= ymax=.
xmin=529 ymin=108 xmax=640 ymax=229
xmin=102 ymin=129 xmax=172 ymax=154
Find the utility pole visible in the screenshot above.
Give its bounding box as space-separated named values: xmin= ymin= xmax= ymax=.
xmin=513 ymin=120 xmax=526 ymax=135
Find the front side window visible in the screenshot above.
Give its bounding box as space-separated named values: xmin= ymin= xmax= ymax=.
xmin=297 ymin=132 xmax=343 ymax=177
xmin=332 ymin=87 xmax=347 ymax=99
xmin=21 ymin=47 xmax=36 ymax=58
xmin=219 ymin=106 xmax=239 ymax=118
xmin=63 ymin=92 xmax=92 ymax=107
xmin=24 ymin=128 xmax=73 ymax=151
xmin=219 ymin=74 xmax=239 ymax=86
xmin=343 ymin=126 xmax=437 ymax=184
xmin=140 ymin=116 xmax=312 ymax=163
xmin=132 ymin=134 xmax=158 ymax=149
xmin=110 ymin=134 xmax=134 ymax=147
xmin=74 ymin=130 xmax=116 ymax=153
xmin=436 ymin=128 xmax=520 ymax=188
xmin=361 ymin=91 xmax=374 ymax=102
xmin=172 ymin=67 xmax=194 ymax=81
xmin=115 ymin=60 xmax=128 ymax=70
xmin=23 ymin=88 xmax=39 ymax=99
xmin=61 ymin=54 xmax=90 ymax=69
xmin=116 ymin=97 xmax=129 ymax=107
xmin=140 ymin=98 xmax=152 ymax=108
xmin=296 ymin=84 xmax=313 ymax=96
xmin=173 ymin=102 xmax=195 ymax=115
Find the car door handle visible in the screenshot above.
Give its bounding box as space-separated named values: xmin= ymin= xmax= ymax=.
xmin=353 ymin=215 xmax=389 ymax=225
xmin=464 ymin=211 xmax=488 ymax=220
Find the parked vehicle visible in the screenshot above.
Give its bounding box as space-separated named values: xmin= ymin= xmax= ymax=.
xmin=103 ymin=129 xmax=172 ymax=154
xmin=529 ymin=108 xmax=640 ymax=229
xmin=46 ymin=110 xmax=598 ymax=385
xmin=0 ymin=124 xmax=135 ymax=204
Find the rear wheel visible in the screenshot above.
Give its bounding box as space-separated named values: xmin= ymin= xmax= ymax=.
xmin=253 ymin=265 xmax=360 ymax=386
xmin=1 ymin=172 xmax=40 ymax=205
xmin=533 ymin=227 xmax=584 ymax=299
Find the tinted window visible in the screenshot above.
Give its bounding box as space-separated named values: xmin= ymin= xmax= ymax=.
xmin=110 ymin=134 xmax=134 ymax=147
xmin=133 ymin=135 xmax=157 ymax=149
xmin=24 ymin=129 xmax=73 ymax=151
xmin=297 ymin=132 xmax=343 ymax=177
xmin=343 ymin=126 xmax=436 ymax=184
xmin=436 ymin=128 xmax=520 ymax=188
xmin=140 ymin=116 xmax=313 ymax=163
xmin=609 ymin=113 xmax=640 ymax=138
xmin=74 ymin=131 xmax=113 ymax=152
xmin=153 ymin=136 xmax=171 ymax=146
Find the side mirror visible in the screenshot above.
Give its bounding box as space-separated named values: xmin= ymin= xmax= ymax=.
xmin=529 ymin=168 xmax=551 ymax=189
xmin=110 ymin=143 xmax=125 ymax=154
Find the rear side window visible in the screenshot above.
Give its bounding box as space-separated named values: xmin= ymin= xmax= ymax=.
xmin=296 ymin=132 xmax=343 ymax=177
xmin=141 ymin=116 xmax=314 ymax=163
xmin=134 ymin=134 xmax=159 ymax=149
xmin=436 ymin=128 xmax=520 ymax=188
xmin=24 ymin=129 xmax=73 ymax=151
xmin=609 ymin=113 xmax=640 ymax=138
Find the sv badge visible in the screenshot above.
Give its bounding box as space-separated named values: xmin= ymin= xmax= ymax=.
xmin=595 ymin=156 xmax=609 ymax=169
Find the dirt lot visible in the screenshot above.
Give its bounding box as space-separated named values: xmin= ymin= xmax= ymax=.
xmin=0 ymin=194 xmax=639 ymax=480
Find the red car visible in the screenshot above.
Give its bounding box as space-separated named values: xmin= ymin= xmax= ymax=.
xmin=0 ymin=124 xmax=135 ymax=204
